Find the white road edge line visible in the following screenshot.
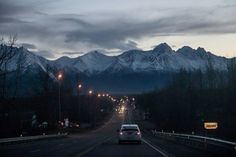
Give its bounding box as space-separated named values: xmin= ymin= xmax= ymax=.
xmin=142 ymin=138 xmax=169 ymax=157
xmin=76 ymin=136 xmax=113 ymax=157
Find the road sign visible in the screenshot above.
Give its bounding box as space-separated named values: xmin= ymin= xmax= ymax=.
xmin=204 ymin=122 xmax=218 ymax=129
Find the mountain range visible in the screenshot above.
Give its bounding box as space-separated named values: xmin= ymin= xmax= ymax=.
xmin=0 ymin=43 xmax=232 ymax=94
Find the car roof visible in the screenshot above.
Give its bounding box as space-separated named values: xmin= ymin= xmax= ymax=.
xmin=121 ymin=124 xmax=139 ymax=127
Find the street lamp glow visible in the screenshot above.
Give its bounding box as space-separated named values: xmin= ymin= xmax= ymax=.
xmin=97 ymin=93 xmax=101 ymax=97
xmin=89 ymin=90 xmax=93 ymax=95
xmin=57 ymin=73 xmax=63 ymax=80
xmin=78 ymin=84 xmax=82 ymax=89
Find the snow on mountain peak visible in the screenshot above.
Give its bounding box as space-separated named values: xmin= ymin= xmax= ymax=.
xmin=84 ymin=50 xmax=103 ymax=56
xmin=178 ymin=46 xmax=194 ymax=52
xmin=152 ymin=43 xmax=173 ymax=54
xmin=73 ymin=50 xmax=115 ymax=74
xmin=1 ymin=43 xmax=230 ymax=76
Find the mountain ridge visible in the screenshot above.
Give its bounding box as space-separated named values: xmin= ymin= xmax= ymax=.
xmin=1 ymin=43 xmax=234 ymax=94
xmin=1 ymin=43 xmax=231 ymax=76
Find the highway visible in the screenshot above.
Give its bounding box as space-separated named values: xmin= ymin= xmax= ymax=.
xmin=0 ymin=111 xmax=223 ymax=157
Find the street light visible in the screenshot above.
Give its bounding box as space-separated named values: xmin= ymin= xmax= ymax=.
xmin=89 ymin=90 xmax=93 ymax=95
xmin=97 ymin=93 xmax=101 ymax=97
xmin=57 ymin=73 xmax=63 ymax=80
xmin=57 ymin=73 xmax=63 ymax=122
xmin=78 ymin=84 xmax=82 ymax=89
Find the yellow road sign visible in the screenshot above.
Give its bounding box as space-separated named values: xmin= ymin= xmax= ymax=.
xmin=204 ymin=122 xmax=218 ymax=130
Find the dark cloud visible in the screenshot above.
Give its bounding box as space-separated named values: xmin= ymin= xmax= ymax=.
xmin=33 ymin=50 xmax=55 ymax=58
xmin=64 ymin=13 xmax=236 ymax=50
xmin=0 ymin=1 xmax=26 ymax=16
xmin=61 ymin=51 xmax=84 ymax=55
xmin=1 ymin=10 xmax=236 ymax=54
xmin=0 ymin=1 xmax=34 ymax=22
xmin=123 ymin=40 xmax=138 ymax=50
xmin=0 ymin=0 xmax=236 ymax=57
xmin=21 ymin=43 xmax=37 ymax=49
xmin=0 ymin=17 xmax=27 ymax=23
xmin=55 ymin=16 xmax=91 ymax=27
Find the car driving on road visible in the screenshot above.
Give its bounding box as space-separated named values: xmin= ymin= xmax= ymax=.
xmin=118 ymin=124 xmax=142 ymax=144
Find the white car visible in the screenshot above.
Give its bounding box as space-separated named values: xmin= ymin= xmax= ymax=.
xmin=118 ymin=124 xmax=142 ymax=144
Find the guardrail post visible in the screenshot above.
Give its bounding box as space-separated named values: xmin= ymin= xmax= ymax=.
xmin=204 ymin=138 xmax=207 ymax=149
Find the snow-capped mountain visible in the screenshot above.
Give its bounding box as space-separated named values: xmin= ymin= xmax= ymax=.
xmin=0 ymin=45 xmax=48 ymax=72
xmin=1 ymin=43 xmax=229 ymax=76
xmin=0 ymin=43 xmax=233 ymax=94
xmin=73 ymin=51 xmax=115 ymax=74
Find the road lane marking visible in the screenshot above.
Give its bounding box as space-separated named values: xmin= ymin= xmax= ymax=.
xmin=75 ymin=136 xmax=113 ymax=157
xmin=29 ymin=149 xmax=40 ymax=153
xmin=142 ymin=138 xmax=169 ymax=157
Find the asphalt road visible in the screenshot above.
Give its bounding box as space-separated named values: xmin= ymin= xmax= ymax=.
xmin=0 ymin=112 xmax=221 ymax=157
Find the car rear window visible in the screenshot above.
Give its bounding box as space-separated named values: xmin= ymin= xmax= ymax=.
xmin=121 ymin=126 xmax=139 ymax=131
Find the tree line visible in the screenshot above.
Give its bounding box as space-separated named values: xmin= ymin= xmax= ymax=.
xmin=137 ymin=59 xmax=236 ymax=141
xmin=0 ymin=37 xmax=115 ymax=138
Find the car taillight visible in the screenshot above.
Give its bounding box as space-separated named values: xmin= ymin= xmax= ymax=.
xmin=119 ymin=132 xmax=123 ymax=135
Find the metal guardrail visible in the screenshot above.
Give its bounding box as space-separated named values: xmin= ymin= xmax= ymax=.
xmin=0 ymin=133 xmax=67 ymax=145
xmin=151 ymin=130 xmax=236 ymax=146
xmin=151 ymin=130 xmax=236 ymax=155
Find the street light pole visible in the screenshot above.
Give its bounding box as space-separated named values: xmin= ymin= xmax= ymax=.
xmin=77 ymin=83 xmax=82 ymax=121
xmin=57 ymin=73 xmax=63 ymax=122
xmin=58 ymin=82 xmax=61 ymax=121
xmin=88 ymin=90 xmax=95 ymax=127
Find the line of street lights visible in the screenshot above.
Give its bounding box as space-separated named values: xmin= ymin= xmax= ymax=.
xmin=56 ymin=72 xmax=114 ymax=122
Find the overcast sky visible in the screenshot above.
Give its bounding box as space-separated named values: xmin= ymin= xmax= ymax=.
xmin=0 ymin=0 xmax=236 ymax=59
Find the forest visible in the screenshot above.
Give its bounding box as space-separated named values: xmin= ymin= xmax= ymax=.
xmin=0 ymin=37 xmax=115 ymax=138
xmin=137 ymin=58 xmax=236 ymax=141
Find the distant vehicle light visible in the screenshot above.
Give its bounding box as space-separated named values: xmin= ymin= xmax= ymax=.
xmin=137 ymin=132 xmax=141 ymax=135
xmin=119 ymin=132 xmax=123 ymax=135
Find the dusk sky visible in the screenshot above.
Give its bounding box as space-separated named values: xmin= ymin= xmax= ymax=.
xmin=0 ymin=0 xmax=236 ymax=59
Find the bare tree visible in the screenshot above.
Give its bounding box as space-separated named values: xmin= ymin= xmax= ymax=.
xmin=0 ymin=35 xmax=17 ymax=99
xmin=0 ymin=35 xmax=17 ymax=68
